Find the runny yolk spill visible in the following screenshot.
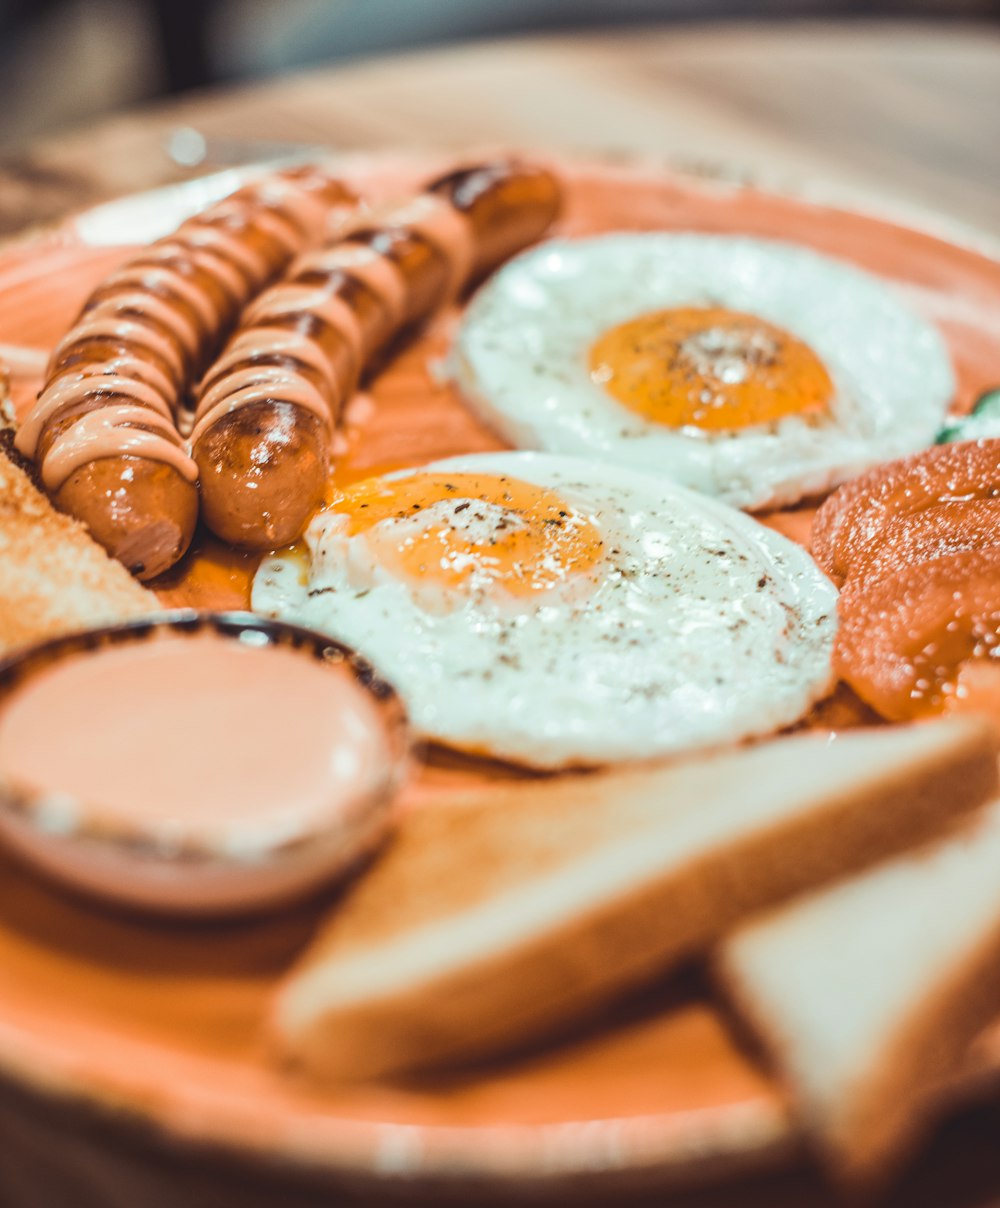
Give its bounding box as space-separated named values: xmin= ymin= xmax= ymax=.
xmin=329 ymin=471 xmax=605 ymax=597
xmin=589 ymin=306 xmax=833 ymax=431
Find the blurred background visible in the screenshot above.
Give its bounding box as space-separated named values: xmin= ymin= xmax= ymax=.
xmin=2 ymin=0 xmax=999 ymax=153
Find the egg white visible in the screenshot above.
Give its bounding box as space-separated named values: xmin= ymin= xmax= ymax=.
xmin=448 ymin=234 xmax=955 ymax=510
xmin=252 ymin=452 xmax=837 ymax=769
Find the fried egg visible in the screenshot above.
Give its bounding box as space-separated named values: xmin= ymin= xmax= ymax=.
xmin=449 ymin=235 xmax=955 ymax=510
xmin=253 ymin=452 xmax=837 ymax=768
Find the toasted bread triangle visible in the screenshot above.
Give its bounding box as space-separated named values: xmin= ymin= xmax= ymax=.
xmin=274 ymin=718 xmax=997 ymax=1082
xmin=719 ymin=792 xmax=1000 ymax=1186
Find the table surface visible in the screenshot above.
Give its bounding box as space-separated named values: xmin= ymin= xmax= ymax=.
xmin=0 ymin=20 xmax=997 ymax=238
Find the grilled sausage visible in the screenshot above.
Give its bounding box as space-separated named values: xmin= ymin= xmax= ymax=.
xmin=17 ymin=166 xmax=357 ymax=578
xmin=191 ymin=160 xmax=562 ymax=549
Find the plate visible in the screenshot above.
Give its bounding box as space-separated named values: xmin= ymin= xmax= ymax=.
xmin=2 ymin=154 xmax=1000 ymax=1206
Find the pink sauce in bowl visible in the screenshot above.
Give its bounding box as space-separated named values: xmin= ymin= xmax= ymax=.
xmin=0 ymin=613 xmax=410 ymax=914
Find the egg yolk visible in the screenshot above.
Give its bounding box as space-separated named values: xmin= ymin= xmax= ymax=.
xmin=330 ymin=471 xmax=604 ymax=598
xmin=589 ymin=306 xmax=833 ymax=431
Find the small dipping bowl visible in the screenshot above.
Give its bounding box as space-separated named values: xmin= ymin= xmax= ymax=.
xmin=0 ymin=612 xmax=410 ymax=915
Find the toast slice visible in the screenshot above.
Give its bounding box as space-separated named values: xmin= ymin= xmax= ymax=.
xmin=718 ymin=795 xmax=1000 ymax=1186
xmin=273 ymin=717 xmax=996 ymax=1082
xmin=0 ymin=445 xmax=156 ymax=656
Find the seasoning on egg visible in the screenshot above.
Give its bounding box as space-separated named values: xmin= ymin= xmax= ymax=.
xmin=449 ymin=233 xmax=954 ymax=511
xmin=253 ymin=451 xmax=837 ymax=769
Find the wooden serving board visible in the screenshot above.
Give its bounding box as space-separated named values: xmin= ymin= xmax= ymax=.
xmin=1 ymin=157 xmax=1000 ymax=1206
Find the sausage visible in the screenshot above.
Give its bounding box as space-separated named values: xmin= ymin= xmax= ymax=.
xmin=17 ymin=167 xmax=357 ymax=579
xmin=191 ymin=160 xmax=562 ymax=549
